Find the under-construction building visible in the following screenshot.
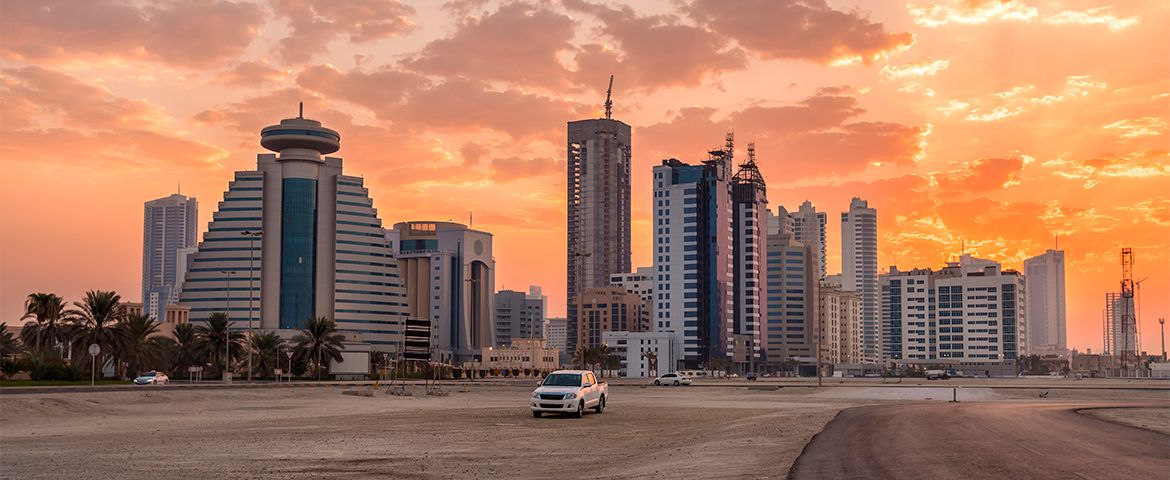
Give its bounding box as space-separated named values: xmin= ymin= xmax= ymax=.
xmin=1103 ymin=292 xmax=1137 ymax=356
xmin=566 ymin=77 xmax=632 ymax=356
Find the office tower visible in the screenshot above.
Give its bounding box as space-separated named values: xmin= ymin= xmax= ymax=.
xmin=880 ymin=258 xmax=1026 ymax=372
xmin=610 ymin=267 xmax=654 ymax=332
xmin=764 ymin=230 xmax=819 ymax=373
xmin=387 ymin=221 xmax=494 ymax=362
xmin=819 ymin=280 xmax=860 ymax=365
xmin=494 ymin=288 xmax=545 ymax=346
xmin=526 ymin=286 xmax=547 ymax=339
xmin=1024 ymin=250 xmax=1067 ymax=354
xmin=791 ymin=200 xmax=827 ymax=280
xmin=178 ymin=108 xmax=409 ymax=350
xmin=576 ymin=287 xmax=643 ymax=351
xmin=544 ymin=317 xmax=568 ymax=353
xmin=652 ymin=138 xmax=735 ymax=369
xmin=566 ymin=86 xmax=632 ymax=358
xmin=842 ymin=197 xmax=879 ymax=364
xmin=731 ymin=143 xmax=767 ymax=371
xmin=142 ymin=193 xmax=198 ymax=320
xmin=766 ymin=206 xmax=794 ymax=238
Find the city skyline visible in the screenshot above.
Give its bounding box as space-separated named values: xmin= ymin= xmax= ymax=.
xmin=1 ymin=0 xmax=1168 ymax=354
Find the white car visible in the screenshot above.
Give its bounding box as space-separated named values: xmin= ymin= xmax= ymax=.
xmin=531 ymin=370 xmax=607 ymax=418
xmin=653 ymin=372 xmax=692 ymax=386
xmin=133 ymin=371 xmax=169 ymax=385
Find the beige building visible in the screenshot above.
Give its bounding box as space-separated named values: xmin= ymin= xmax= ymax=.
xmin=819 ymin=282 xmax=860 ymax=365
xmin=479 ymin=338 xmax=559 ymax=372
xmin=577 ymin=287 xmax=643 ymax=352
xmin=124 ymin=302 xmax=191 ymax=338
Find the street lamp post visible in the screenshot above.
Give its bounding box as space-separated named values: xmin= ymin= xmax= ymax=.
xmin=1159 ymin=318 xmax=1166 ymax=362
xmin=222 ymin=270 xmax=236 ymax=381
xmin=241 ymin=230 xmax=262 ymax=381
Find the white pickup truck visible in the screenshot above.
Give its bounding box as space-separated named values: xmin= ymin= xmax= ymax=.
xmin=530 ymin=370 xmax=607 ymax=418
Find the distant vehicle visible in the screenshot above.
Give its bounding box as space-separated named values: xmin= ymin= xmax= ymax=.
xmin=531 ymin=370 xmax=607 ymax=418
xmin=133 ymin=371 xmax=169 ymax=385
xmin=653 ymin=372 xmax=692 ymax=386
xmin=926 ymin=369 xmax=950 ymax=380
xmin=863 ymin=373 xmax=880 ymax=378
xmin=746 ymin=372 xmax=758 ymax=381
xmin=727 ymin=373 xmax=739 ymax=379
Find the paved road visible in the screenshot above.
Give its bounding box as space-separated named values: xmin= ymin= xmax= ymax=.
xmin=789 ymin=402 xmax=1169 ymax=480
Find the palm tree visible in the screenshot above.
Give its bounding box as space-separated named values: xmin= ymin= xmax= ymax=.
xmin=641 ymin=351 xmax=659 ymax=378
xmin=0 ymin=323 xmax=20 ymax=358
xmin=67 ymin=290 xmax=125 ymax=375
xmin=195 ymin=312 xmax=244 ymax=377
xmin=20 ymin=293 xmax=69 ymax=353
xmin=249 ymin=331 xmax=285 ymax=379
xmin=171 ymin=323 xmax=203 ymax=377
xmin=116 ymin=313 xmax=166 ymax=378
xmin=291 ymin=317 xmax=345 ymax=380
xmin=594 ymin=345 xmax=615 ymax=377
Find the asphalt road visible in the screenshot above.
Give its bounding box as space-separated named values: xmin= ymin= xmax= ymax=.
xmin=788 ymin=402 xmax=1169 ymax=480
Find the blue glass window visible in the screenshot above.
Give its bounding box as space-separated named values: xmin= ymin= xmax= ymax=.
xmin=280 ymin=178 xmax=317 ymax=329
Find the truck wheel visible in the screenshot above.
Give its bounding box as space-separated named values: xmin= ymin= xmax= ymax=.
xmin=574 ymin=401 xmax=584 ymax=418
xmin=594 ymin=395 xmax=605 ymax=413
xmin=532 ymin=411 xmax=541 ymax=418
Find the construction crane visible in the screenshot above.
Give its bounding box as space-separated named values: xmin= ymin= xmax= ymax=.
xmin=1120 ymin=248 xmax=1134 ymax=374
xmin=604 ymin=75 xmax=614 ymax=119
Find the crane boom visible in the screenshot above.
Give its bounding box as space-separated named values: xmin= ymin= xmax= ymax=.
xmin=604 ymin=75 xmax=614 ymax=119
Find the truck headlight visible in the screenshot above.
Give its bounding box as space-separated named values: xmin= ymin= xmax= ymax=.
xmin=563 ymin=392 xmax=577 ymax=400
xmin=532 ymin=392 xmax=540 ymax=399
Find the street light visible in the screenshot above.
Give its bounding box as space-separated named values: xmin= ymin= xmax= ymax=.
xmin=1159 ymin=318 xmax=1166 ymax=362
xmin=222 ymin=270 xmax=237 ymax=381
xmin=241 ymin=230 xmax=262 ymax=381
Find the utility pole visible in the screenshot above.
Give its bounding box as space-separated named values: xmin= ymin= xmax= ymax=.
xmin=222 ymin=270 xmax=236 ymax=381
xmin=1160 ymin=318 xmax=1166 ymax=362
xmin=241 ymin=230 xmax=262 ymax=381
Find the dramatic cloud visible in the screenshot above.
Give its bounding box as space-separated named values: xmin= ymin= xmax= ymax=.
xmin=460 ymin=141 xmax=490 ymax=167
xmin=934 ymin=156 xmax=1026 ymax=194
xmin=270 ymin=0 xmax=416 ymax=63
xmin=1044 ymin=150 xmax=1170 ymax=188
xmin=938 ymin=75 xmax=1108 ymax=122
xmin=687 ymin=0 xmax=915 ymax=65
xmin=1 ymin=66 xmax=168 ymax=130
xmin=490 ymin=156 xmax=561 ymax=182
xmin=910 ymin=1 xmax=1139 ymax=31
xmin=213 ymin=60 xmax=288 ymax=87
xmin=1103 ymin=117 xmax=1167 ymax=139
xmin=881 ymin=57 xmax=950 ymax=80
xmin=566 ymin=0 xmax=747 ymax=91
xmin=0 ymin=0 xmax=265 ymax=68
xmin=295 ymin=64 xmax=429 ymax=118
xmin=404 ymin=3 xmax=577 ymax=90
xmin=391 ymin=78 xmax=589 ymax=140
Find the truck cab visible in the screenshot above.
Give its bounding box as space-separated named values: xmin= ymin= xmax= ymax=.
xmin=531 ymin=370 xmax=608 ymax=418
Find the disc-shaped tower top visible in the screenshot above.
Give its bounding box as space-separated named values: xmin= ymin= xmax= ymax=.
xmin=259 ymin=105 xmax=340 ymax=155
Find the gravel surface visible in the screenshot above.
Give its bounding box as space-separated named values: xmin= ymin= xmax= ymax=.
xmin=1081 ymin=407 xmax=1170 ymax=435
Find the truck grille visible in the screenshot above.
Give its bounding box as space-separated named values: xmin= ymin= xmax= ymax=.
xmin=539 ymin=394 xmax=564 ymax=400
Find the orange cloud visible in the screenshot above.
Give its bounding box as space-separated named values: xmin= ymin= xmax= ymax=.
xmin=213 ymin=60 xmax=289 ymax=87
xmin=490 ymin=156 xmax=561 ymax=182
xmin=934 ymin=156 xmax=1026 ymax=194
xmin=270 ymin=0 xmax=416 ymax=63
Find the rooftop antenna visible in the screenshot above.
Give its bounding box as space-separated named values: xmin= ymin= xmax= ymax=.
xmin=177 ymin=182 xmax=181 ymax=195
xmin=298 ymin=101 xmax=304 ymax=119
xmin=604 ymin=75 xmax=614 ymax=119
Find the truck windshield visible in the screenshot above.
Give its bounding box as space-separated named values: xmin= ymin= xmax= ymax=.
xmin=541 ymin=373 xmax=582 ymax=387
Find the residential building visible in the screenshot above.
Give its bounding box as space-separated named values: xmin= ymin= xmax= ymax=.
xmin=842 ymin=197 xmax=879 ymax=363
xmin=177 ymin=108 xmax=410 ymax=352
xmin=610 ymin=267 xmax=654 ymax=331
xmin=880 ymin=256 xmax=1026 ymax=370
xmin=765 ymin=206 xmax=794 ymax=238
xmin=652 ymin=141 xmax=735 ymax=369
xmin=142 ymin=193 xmax=198 ymax=320
xmin=577 ymin=287 xmax=643 ymax=351
xmin=544 ymin=317 xmax=567 ymax=353
xmin=387 ymin=221 xmax=495 ymax=362
xmin=494 ymin=288 xmax=545 ymax=346
xmin=603 ymin=331 xmax=680 ymax=378
xmin=764 ymin=230 xmax=818 ymax=372
xmin=791 ymin=200 xmax=827 ymax=280
xmin=1024 ymin=250 xmax=1066 ymax=354
xmin=819 ymin=280 xmax=861 ymax=365
xmin=480 ymin=338 xmax=559 ymax=373
xmin=566 ymin=103 xmax=632 ymax=357
xmin=731 ymin=143 xmax=766 ymax=372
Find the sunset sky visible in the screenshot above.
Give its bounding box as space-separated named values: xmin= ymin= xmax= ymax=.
xmin=1 ymin=0 xmax=1167 ymax=353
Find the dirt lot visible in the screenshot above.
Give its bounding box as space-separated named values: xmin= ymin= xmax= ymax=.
xmin=1081 ymin=407 xmax=1170 ymax=435
xmin=1 ymin=383 xmax=1165 ymax=479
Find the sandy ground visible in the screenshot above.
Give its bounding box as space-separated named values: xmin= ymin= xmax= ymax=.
xmin=1082 ymin=407 xmax=1170 ymax=435
xmin=1 ymin=384 xmax=1165 ymax=479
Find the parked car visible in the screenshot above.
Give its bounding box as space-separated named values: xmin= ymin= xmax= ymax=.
xmin=727 ymin=373 xmax=739 ymax=378
xmin=926 ymin=369 xmax=951 ymax=380
xmin=653 ymin=372 xmax=692 ymax=386
xmin=133 ymin=371 xmax=169 ymax=385
xmin=530 ymin=370 xmax=607 ymax=418
xmin=746 ymin=372 xmax=758 ymax=381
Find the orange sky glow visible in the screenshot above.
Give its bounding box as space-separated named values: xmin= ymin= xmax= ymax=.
xmin=1 ymin=0 xmax=1167 ymax=353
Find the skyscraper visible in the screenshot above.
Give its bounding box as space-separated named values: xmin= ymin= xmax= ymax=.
xmin=566 ymin=82 xmax=632 ymax=357
xmin=178 ymin=108 xmax=409 ymax=350
xmin=387 ymin=221 xmax=494 ymax=362
xmin=842 ymin=197 xmax=879 ymax=364
xmin=1024 ymin=250 xmax=1067 ymax=354
xmin=764 ymin=229 xmax=818 ymax=372
xmin=731 ymin=142 xmax=767 ymax=371
xmin=791 ymin=200 xmax=827 ymax=280
xmin=653 ymin=139 xmax=735 ymax=369
xmin=142 ymin=193 xmax=198 ymax=320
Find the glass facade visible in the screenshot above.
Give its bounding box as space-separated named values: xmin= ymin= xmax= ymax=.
xmin=280 ymin=178 xmax=317 ymax=329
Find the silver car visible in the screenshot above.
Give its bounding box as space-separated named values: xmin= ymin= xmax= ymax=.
xmin=653 ymin=372 xmax=692 ymax=386
xmin=133 ymin=371 xmax=169 ymax=385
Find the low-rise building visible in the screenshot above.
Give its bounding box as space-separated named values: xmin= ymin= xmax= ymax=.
xmin=603 ymin=331 xmax=680 ymax=378
xmin=479 ymin=338 xmax=559 ymax=373
xmin=577 ymin=287 xmax=643 ymax=351
xmin=124 ymin=302 xmax=191 ymax=338
xmin=819 ymin=281 xmax=861 ymax=366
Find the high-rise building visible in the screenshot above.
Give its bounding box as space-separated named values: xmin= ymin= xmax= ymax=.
xmin=653 ymin=142 xmax=735 ymax=369
xmin=1024 ymin=250 xmax=1067 ymax=354
xmin=880 ymin=257 xmax=1026 ymax=371
xmin=731 ymin=143 xmax=767 ymax=371
xmin=1104 ymin=292 xmax=1137 ymax=356
xmin=765 ymin=206 xmax=794 ymax=238
xmin=178 ymin=108 xmax=409 ymax=350
xmin=610 ymin=267 xmax=654 ymax=332
xmin=566 ymin=96 xmax=632 ymax=357
xmin=763 ymin=229 xmax=818 ymax=371
xmin=842 ymin=197 xmax=879 ymax=364
xmin=791 ymin=200 xmax=827 ymax=280
xmin=142 ymin=193 xmax=198 ymax=320
xmin=387 ymin=221 xmax=494 ymax=362
xmin=526 ymin=286 xmax=547 ymax=339
xmin=494 ymin=288 xmax=545 ymax=346
xmin=544 ymin=317 xmax=568 ymax=353
xmin=577 ymin=287 xmax=643 ymax=351
xmin=819 ymin=280 xmax=861 ymax=365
